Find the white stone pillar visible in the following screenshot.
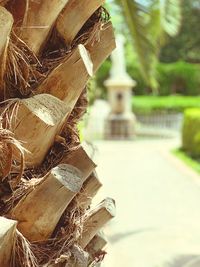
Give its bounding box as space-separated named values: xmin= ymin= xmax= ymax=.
xmin=104 ymin=35 xmax=136 ymax=139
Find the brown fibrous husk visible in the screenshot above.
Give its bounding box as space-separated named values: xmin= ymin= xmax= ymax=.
xmin=0 ymin=0 xmax=9 ymax=6
xmin=0 ymin=101 xmax=26 ymax=199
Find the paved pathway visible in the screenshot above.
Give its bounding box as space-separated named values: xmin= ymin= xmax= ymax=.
xmin=93 ymin=138 xmax=200 ymax=267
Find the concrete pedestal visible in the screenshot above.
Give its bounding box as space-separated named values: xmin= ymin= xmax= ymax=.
xmin=105 ymin=113 xmax=136 ymax=140
xmin=104 ymin=34 xmax=137 ymax=140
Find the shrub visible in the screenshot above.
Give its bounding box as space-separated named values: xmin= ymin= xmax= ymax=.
xmin=132 ymin=96 xmax=200 ymax=115
xmin=182 ymin=108 xmax=200 ymax=157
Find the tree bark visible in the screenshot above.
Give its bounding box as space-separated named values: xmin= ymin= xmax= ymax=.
xmin=56 ymin=0 xmax=104 ymax=46
xmin=0 ymin=217 xmax=17 ymax=267
xmin=9 ymin=94 xmax=69 ymax=167
xmin=78 ymin=198 xmax=115 ymax=248
xmin=16 ymin=0 xmax=69 ymax=54
xmin=9 ymin=164 xmax=83 ymax=242
xmin=0 ymin=2 xmax=116 ymax=266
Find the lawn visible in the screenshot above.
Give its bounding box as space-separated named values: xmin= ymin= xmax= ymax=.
xmin=172 ymin=149 xmax=200 ymax=174
xmin=132 ymin=96 xmax=200 ymax=115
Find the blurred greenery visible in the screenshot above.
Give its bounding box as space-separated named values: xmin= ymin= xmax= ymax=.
xmin=96 ymin=1 xmax=200 ymax=96
xmin=95 ymin=60 xmax=200 ymax=97
xmin=160 ymin=0 xmax=200 ymax=63
xmin=157 ymin=62 xmax=200 ymax=95
xmin=106 ymin=0 xmax=182 ymax=91
xmin=172 ymin=148 xmax=200 ymax=174
xmin=182 ymin=108 xmax=200 ymax=158
xmin=132 ymin=96 xmax=200 ymax=115
xmin=78 ymin=121 xmax=84 ymax=142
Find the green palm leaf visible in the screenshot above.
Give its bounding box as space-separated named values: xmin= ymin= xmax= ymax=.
xmin=114 ymin=0 xmax=182 ymax=92
xmin=116 ymin=0 xmax=156 ymax=86
xmin=161 ymin=0 xmax=182 ymax=37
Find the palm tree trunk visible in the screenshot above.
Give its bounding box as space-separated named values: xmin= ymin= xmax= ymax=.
xmin=0 ymin=1 xmax=115 ymax=266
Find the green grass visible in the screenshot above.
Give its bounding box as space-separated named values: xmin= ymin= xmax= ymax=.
xmin=132 ymin=96 xmax=200 ymax=115
xmin=172 ymin=148 xmax=200 ymax=174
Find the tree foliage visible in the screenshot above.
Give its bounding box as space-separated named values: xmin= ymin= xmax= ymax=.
xmin=160 ymin=0 xmax=200 ymax=63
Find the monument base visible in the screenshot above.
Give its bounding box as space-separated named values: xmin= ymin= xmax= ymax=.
xmin=104 ymin=113 xmax=136 ymax=140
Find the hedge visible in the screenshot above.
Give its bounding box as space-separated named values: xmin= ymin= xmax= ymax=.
xmin=182 ymin=108 xmax=200 ymax=157
xmin=132 ymin=96 xmax=200 ymax=115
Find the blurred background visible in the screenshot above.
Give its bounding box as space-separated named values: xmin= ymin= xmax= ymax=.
xmin=82 ymin=1 xmax=200 ymax=266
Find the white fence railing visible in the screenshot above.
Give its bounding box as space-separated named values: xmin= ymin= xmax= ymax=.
xmin=136 ymin=113 xmax=183 ymax=131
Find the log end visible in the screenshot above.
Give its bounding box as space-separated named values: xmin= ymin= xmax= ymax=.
xmin=22 ymin=94 xmax=69 ymax=126
xmin=97 ymin=198 xmax=116 ymax=218
xmin=52 ymin=163 xmax=83 ymax=192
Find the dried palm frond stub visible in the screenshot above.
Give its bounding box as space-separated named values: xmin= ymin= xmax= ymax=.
xmin=56 ymin=0 xmax=105 ymax=46
xmin=10 ymin=197 xmax=115 ymax=267
xmin=86 ymin=232 xmax=107 ymax=266
xmin=5 ymin=94 xmax=70 ymax=168
xmin=9 ymin=164 xmax=83 ymax=242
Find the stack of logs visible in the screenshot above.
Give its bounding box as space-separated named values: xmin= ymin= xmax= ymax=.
xmin=0 ymin=0 xmax=116 ymax=266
